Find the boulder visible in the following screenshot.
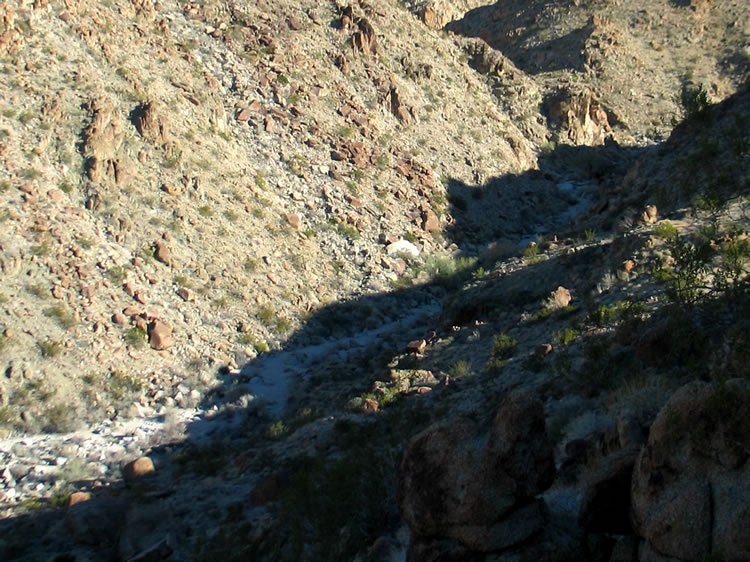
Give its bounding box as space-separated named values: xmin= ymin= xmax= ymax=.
xmin=148 ymin=320 xmax=173 ymax=351
xmin=122 ymin=456 xmax=155 ymax=480
xmin=399 ymin=391 xmax=553 ymax=552
xmin=632 ymin=380 xmax=750 ymax=560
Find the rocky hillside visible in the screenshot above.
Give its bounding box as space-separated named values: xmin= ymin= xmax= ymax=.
xmin=0 ymin=0 xmax=748 ymax=560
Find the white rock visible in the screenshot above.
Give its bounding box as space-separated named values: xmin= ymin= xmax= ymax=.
xmin=386 ymin=240 xmax=420 ymax=258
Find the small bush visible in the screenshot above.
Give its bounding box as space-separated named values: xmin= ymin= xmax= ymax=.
xmin=337 ymin=223 xmax=360 ymax=241
xmin=25 ymin=283 xmax=50 ymax=299
xmin=108 ymin=370 xmax=143 ymax=399
xmin=653 ymin=221 xmax=679 ymax=240
xmin=681 ymin=82 xmax=711 ymax=119
xmin=554 ymin=327 xmax=578 ymax=346
xmin=105 ymin=266 xmax=127 ymax=284
xmin=31 ymin=242 xmax=51 ymax=257
xmin=38 ymin=339 xmax=63 ymax=358
xmin=125 ymin=327 xmax=147 ymax=349
xmin=447 ymin=360 xmax=473 ymax=378
xmin=491 ymin=332 xmax=518 ymax=360
xmin=43 ymin=306 xmax=75 ymax=329
xmin=258 ymin=304 xmax=275 ymax=325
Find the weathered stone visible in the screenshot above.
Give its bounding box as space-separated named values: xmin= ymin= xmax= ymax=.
xmin=285 ymin=213 xmax=301 ymax=230
xmin=421 ymin=209 xmax=440 ymax=232
xmin=400 ymin=391 xmax=553 ymax=551
xmin=133 ymin=102 xmax=170 ymax=145
xmin=154 ymin=240 xmax=172 ymax=266
xmin=548 ymin=286 xmax=572 ymax=309
xmin=546 ymin=86 xmax=611 ymax=146
xmin=122 ymin=456 xmax=155 ymax=480
xmin=177 ymin=287 xmax=193 ymax=302
xmin=82 ymin=96 xmax=126 ymax=185
xmin=407 ymin=339 xmax=427 ymax=353
xmin=391 ymin=258 xmax=407 ymax=275
xmin=386 ymin=239 xmax=420 ymax=258
xmin=112 ymin=312 xmax=128 ymax=325
xmin=161 ymin=183 xmax=180 ymax=195
xmin=148 ymin=320 xmax=173 ymax=350
xmin=632 ymin=380 xmax=750 ymax=560
xmin=68 ymin=491 xmax=92 ymax=507
xmin=449 ymin=499 xmax=547 ymax=552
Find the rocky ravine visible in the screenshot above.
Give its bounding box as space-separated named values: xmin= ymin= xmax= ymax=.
xmin=1 ymin=0 xmax=749 ymax=561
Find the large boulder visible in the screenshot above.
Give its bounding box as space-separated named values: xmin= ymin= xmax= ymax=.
xmin=631 ymin=380 xmax=750 ymax=560
xmin=399 ymin=391 xmax=554 ymax=552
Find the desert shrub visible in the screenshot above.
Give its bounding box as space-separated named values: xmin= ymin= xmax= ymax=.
xmin=681 ymin=82 xmax=711 ymax=119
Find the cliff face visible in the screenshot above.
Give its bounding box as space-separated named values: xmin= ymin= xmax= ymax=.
xmin=0 ymin=0 xmax=749 ymax=560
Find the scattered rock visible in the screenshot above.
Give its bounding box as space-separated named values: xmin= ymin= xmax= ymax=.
xmin=148 ymin=320 xmax=173 ymax=351
xmin=285 ymin=212 xmax=301 ymax=230
xmin=68 ymin=491 xmax=92 ymax=507
xmin=153 ymin=240 xmax=172 ymax=266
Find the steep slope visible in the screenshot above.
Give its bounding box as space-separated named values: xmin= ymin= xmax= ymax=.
xmin=0 ymin=0 xmax=748 ymax=561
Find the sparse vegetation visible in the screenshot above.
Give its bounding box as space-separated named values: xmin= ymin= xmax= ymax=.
xmin=125 ymin=327 xmax=147 ymax=349
xmin=38 ymin=339 xmax=63 ymax=358
xmin=43 ymin=306 xmax=75 ymax=329
xmin=105 ymin=266 xmax=127 ymax=284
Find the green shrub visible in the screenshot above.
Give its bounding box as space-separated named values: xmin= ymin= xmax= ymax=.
xmin=681 ymin=82 xmax=711 ymax=119
xmin=337 ymin=223 xmax=360 ymax=241
xmin=125 ymin=327 xmax=147 ymax=349
xmin=554 ymin=327 xmax=578 ymax=346
xmin=31 ymin=242 xmax=51 ymax=257
xmin=492 ymin=332 xmax=518 ymax=359
xmin=447 ymin=360 xmax=473 ymax=378
xmin=43 ymin=306 xmax=75 ymax=329
xmin=105 ymin=266 xmax=127 ymax=284
xmin=653 ymin=221 xmax=679 ymax=240
xmin=38 ymin=339 xmax=63 ymax=358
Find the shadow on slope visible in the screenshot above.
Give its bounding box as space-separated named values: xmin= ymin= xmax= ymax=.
xmin=445 ymin=0 xmax=590 ymax=75
xmin=0 ymin=130 xmax=714 ymax=562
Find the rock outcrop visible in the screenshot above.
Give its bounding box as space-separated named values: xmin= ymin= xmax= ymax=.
xmin=546 ymin=87 xmax=612 ymax=146
xmin=399 ymin=391 xmax=554 ymax=555
xmin=631 ymin=380 xmax=750 ymax=560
